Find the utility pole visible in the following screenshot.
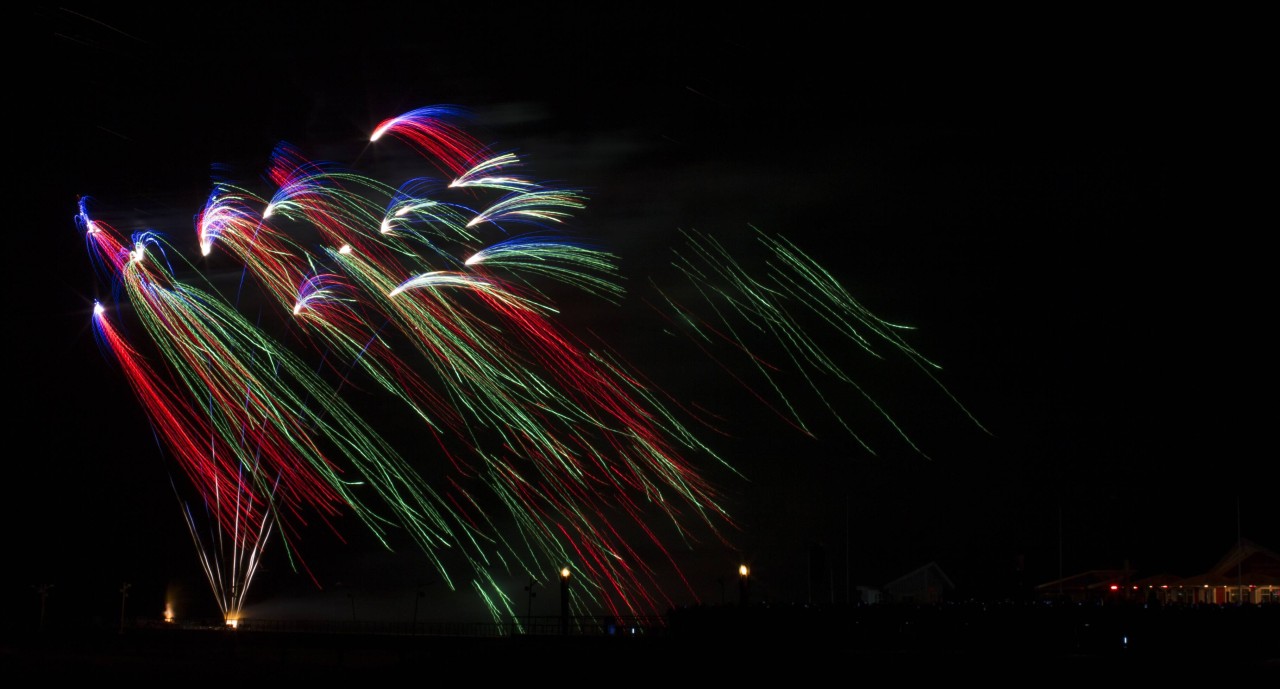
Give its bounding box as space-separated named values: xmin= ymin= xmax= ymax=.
xmin=1058 ymin=499 xmax=1064 ymax=597
xmin=1237 ymin=495 xmax=1244 ymax=604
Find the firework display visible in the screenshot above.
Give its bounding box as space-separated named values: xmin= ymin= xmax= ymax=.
xmin=79 ymin=105 xmax=968 ymax=626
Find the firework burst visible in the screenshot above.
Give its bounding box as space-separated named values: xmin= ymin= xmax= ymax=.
xmin=78 ymin=105 xmax=977 ymax=626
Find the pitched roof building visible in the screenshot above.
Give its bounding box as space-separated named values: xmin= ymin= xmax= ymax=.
xmin=1034 ymin=539 xmax=1280 ymax=605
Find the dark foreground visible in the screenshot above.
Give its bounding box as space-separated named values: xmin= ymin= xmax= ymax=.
xmin=5 ymin=603 xmax=1277 ymax=680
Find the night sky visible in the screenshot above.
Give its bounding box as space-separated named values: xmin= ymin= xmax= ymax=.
xmin=13 ymin=8 xmax=1272 ymax=628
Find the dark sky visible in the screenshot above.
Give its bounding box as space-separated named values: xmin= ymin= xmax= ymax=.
xmin=13 ymin=8 xmax=1271 ymax=627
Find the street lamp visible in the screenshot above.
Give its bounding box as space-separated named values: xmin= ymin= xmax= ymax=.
xmin=559 ymin=566 xmax=571 ymax=635
xmin=412 ymin=582 xmax=425 ymax=634
xmin=118 ymin=582 xmax=131 ymax=634
xmin=738 ymin=564 xmax=750 ymax=606
xmin=33 ymin=584 xmax=53 ymax=633
xmin=523 ymin=577 xmax=536 ymax=634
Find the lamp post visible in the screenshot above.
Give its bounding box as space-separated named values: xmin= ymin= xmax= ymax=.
xmin=34 ymin=584 xmax=53 ymax=633
xmin=412 ymin=583 xmax=425 ymax=634
xmin=524 ymin=577 xmax=536 ymax=634
xmin=559 ymin=566 xmax=571 ymax=635
xmin=738 ymin=564 xmax=750 ymax=606
xmin=118 ymin=582 xmax=131 ymax=634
